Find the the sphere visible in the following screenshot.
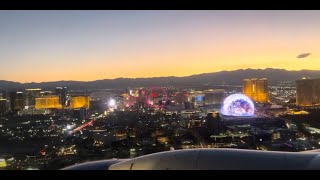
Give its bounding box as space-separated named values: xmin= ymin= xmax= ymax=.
xmin=220 ymin=94 xmax=254 ymax=116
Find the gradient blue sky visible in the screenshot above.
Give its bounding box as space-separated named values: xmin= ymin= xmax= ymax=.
xmin=0 ymin=10 xmax=320 ymax=82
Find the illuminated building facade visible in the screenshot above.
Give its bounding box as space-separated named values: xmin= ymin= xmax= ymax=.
xmin=35 ymin=95 xmax=62 ymax=109
xmin=9 ymin=92 xmax=25 ymax=111
xmin=296 ymin=78 xmax=320 ymax=106
xmin=71 ymin=96 xmax=90 ymax=109
xmin=204 ymin=89 xmax=225 ymax=105
xmin=25 ymin=88 xmax=41 ymax=108
xmin=188 ymin=91 xmax=204 ymax=108
xmin=55 ymin=87 xmax=67 ymax=107
xmin=39 ymin=91 xmax=53 ymax=96
xmin=243 ymin=78 xmax=268 ymax=103
xmin=0 ymin=159 xmax=6 ymax=168
xmin=18 ymin=109 xmax=51 ymax=115
xmin=137 ymin=89 xmax=146 ymax=109
xmin=0 ymin=99 xmax=7 ymax=114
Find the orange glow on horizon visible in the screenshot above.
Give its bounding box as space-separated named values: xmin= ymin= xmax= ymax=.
xmin=13 ymin=53 xmax=320 ymax=83
xmin=9 ymin=36 xmax=320 ymax=83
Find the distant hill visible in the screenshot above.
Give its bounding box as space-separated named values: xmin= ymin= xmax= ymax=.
xmin=1 ymin=68 xmax=320 ymax=91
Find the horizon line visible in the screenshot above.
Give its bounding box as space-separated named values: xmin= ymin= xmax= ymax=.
xmin=1 ymin=68 xmax=317 ymax=84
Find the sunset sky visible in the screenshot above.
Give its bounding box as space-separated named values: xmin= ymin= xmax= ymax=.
xmin=0 ymin=10 xmax=320 ymax=83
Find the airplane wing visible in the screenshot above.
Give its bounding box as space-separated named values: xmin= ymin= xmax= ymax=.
xmin=63 ymin=148 xmax=320 ymax=170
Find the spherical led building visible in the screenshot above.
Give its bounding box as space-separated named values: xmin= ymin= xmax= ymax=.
xmin=220 ymin=94 xmax=255 ymax=116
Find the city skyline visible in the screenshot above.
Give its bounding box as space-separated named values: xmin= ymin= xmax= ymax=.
xmin=1 ymin=10 xmax=320 ymax=82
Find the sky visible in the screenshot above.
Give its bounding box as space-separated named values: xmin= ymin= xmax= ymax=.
xmin=0 ymin=10 xmax=320 ymax=83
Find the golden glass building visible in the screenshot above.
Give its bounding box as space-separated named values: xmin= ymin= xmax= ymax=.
xmin=243 ymin=78 xmax=268 ymax=103
xmin=71 ymin=96 xmax=90 ymax=109
xmin=35 ymin=95 xmax=62 ymax=109
xmin=296 ymin=78 xmax=320 ymax=106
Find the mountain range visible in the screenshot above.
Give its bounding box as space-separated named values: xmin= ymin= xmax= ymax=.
xmin=1 ymin=68 xmax=320 ymax=91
